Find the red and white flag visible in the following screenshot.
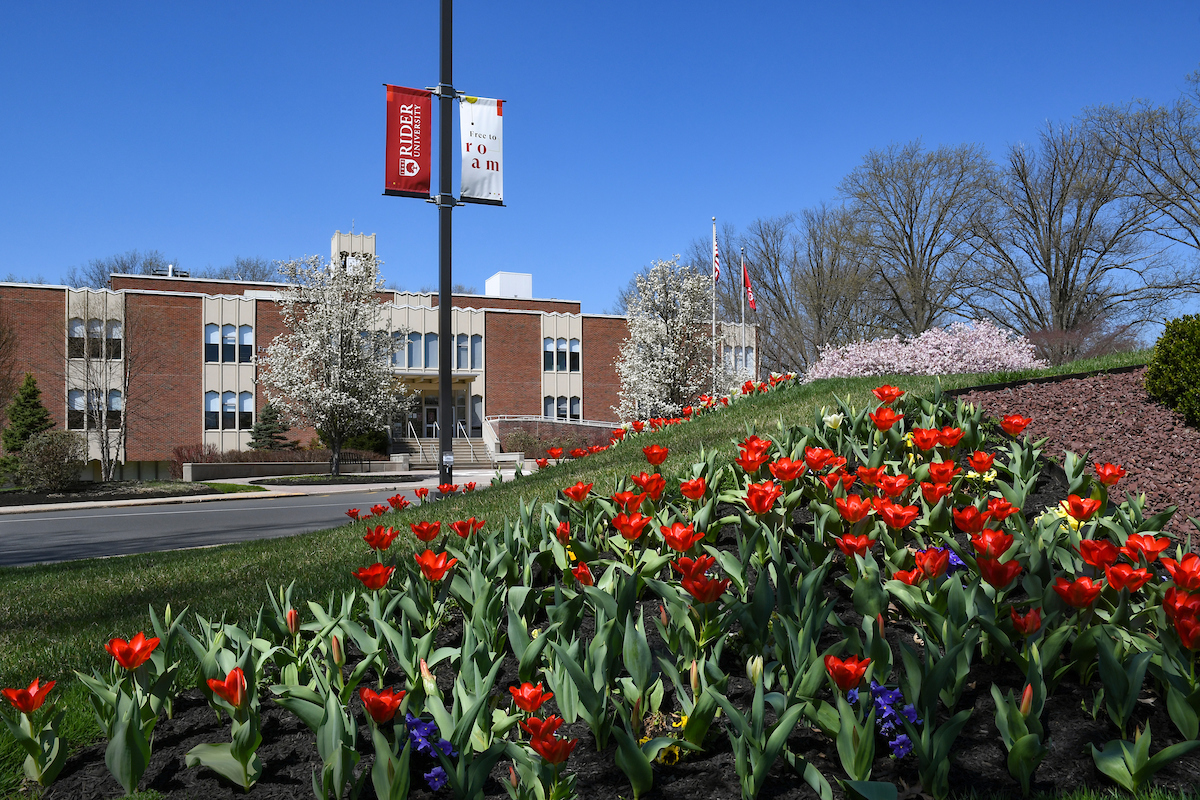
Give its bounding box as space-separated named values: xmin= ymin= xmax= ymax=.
xmin=384 ymin=85 xmax=432 ymax=198
xmin=712 ymin=233 xmax=721 ymax=282
xmin=743 ymin=260 xmax=757 ymax=311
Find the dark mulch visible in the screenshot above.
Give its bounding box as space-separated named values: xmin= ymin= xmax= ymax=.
xmin=958 ymin=366 xmax=1200 ymax=541
xmin=254 ymin=473 xmax=434 ymax=486
xmin=0 ymin=481 xmax=220 ymax=508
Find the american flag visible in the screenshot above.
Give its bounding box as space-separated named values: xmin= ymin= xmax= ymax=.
xmin=712 ymin=236 xmax=721 ymax=283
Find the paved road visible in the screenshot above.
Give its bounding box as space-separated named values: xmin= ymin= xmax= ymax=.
xmin=0 ymin=488 xmax=412 ymax=567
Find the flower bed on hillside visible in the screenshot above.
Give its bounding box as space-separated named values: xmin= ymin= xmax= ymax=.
xmin=8 ymin=382 xmax=1200 ymax=800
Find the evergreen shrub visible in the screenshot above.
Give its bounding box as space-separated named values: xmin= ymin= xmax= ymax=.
xmin=1145 ymin=314 xmax=1200 ymax=425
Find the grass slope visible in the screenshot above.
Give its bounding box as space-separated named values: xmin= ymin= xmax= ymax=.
xmin=0 ymin=350 xmax=1152 ymax=797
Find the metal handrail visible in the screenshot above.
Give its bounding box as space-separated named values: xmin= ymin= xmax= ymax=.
xmin=406 ymin=421 xmax=429 ymax=464
xmin=456 ymin=420 xmax=479 ymax=462
xmin=483 ymin=414 xmax=620 ymax=430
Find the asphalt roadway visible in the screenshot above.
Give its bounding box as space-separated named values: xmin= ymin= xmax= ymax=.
xmin=0 ymin=470 xmax=508 ymax=568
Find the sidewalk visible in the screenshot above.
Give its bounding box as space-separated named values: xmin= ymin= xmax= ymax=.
xmin=0 ymin=467 xmax=519 ymax=516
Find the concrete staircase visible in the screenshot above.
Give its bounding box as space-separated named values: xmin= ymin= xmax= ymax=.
xmin=393 ymin=438 xmax=493 ymax=469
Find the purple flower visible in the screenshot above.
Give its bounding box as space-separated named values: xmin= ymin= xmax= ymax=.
xmin=946 ymin=549 xmax=966 ymax=574
xmin=889 ymin=734 xmax=913 ymax=759
xmin=901 ymin=704 xmax=922 ymax=724
xmin=425 ymin=766 xmax=449 ymax=791
xmin=847 ymin=688 xmax=859 ymax=704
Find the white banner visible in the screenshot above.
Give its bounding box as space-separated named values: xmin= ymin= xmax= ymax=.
xmin=459 ymin=96 xmax=504 ymax=205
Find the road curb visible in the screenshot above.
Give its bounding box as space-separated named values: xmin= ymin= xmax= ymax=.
xmin=0 ymin=489 xmax=307 ymax=516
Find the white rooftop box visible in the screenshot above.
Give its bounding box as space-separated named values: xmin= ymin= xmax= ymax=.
xmin=485 ymin=271 xmax=532 ymax=299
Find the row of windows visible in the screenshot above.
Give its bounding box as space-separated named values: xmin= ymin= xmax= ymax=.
xmin=389 ymin=332 xmax=483 ymax=370
xmin=204 ymin=391 xmax=255 ymax=430
xmin=543 ymin=338 xmax=580 ymax=372
xmin=723 ymin=345 xmax=755 ymax=372
xmin=66 ymin=388 xmax=123 ymax=429
xmin=543 ymin=395 xmax=581 ymax=421
xmin=67 ymin=318 xmax=122 ymax=360
xmin=205 ymin=324 xmax=255 ymax=363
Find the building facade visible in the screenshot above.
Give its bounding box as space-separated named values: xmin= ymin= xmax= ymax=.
xmin=0 ymin=235 xmax=757 ymax=477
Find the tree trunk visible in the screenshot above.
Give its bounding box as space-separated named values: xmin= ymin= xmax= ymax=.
xmin=329 ymin=435 xmax=342 ymax=476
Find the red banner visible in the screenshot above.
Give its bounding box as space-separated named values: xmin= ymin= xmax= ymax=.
xmin=743 ymin=262 xmax=757 ymax=311
xmin=384 ymin=85 xmax=431 ymax=198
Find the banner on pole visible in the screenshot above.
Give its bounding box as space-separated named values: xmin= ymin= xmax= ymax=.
xmin=384 ymin=85 xmax=432 ymax=198
xmin=743 ymin=262 xmax=757 ymax=310
xmin=459 ymin=97 xmax=504 ymax=205
xmin=712 ymin=236 xmax=721 ymax=282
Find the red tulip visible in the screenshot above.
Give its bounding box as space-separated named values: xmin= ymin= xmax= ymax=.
xmin=835 ymin=534 xmax=874 ymax=559
xmin=968 ymin=451 xmax=995 ymax=473
xmin=449 ymin=517 xmax=486 ymax=538
xmin=1000 ymin=415 xmax=1032 ymax=436
xmin=744 ymin=481 xmax=783 ymax=515
xmin=1078 ymin=538 xmax=1119 ymax=569
xmin=464 ymin=481 xmax=477 ymax=492
xmin=630 ymin=472 xmax=666 ymax=502
xmin=854 ymin=466 xmax=883 ymax=487
xmin=920 ymin=481 xmax=953 ymax=505
xmin=878 ymin=473 xmax=914 ymax=499
xmin=611 ymin=491 xmax=647 ymax=513
xmin=682 ymin=573 xmax=731 ymax=604
xmin=876 ymin=499 xmax=920 ymax=530
xmin=613 ymin=512 xmax=653 ymax=541
xmin=1105 ymin=564 xmax=1153 ymax=593
xmin=1019 ymin=684 xmax=1034 ymax=716
xmin=910 ymin=428 xmax=941 ymax=451
xmin=770 ymin=457 xmax=805 ymax=482
xmin=892 ymin=568 xmax=924 ymax=585
xmin=1065 ymin=494 xmax=1101 ymax=522
xmin=571 ymin=562 xmax=594 ymax=586
xmin=642 ymin=445 xmax=669 ymax=466
xmin=360 ymin=686 xmax=405 ymax=724
xmin=353 ymin=563 xmax=395 ymax=591
xmin=555 ymin=521 xmax=571 ymax=545
xmin=660 ymin=522 xmax=704 ymax=552
xmin=872 ymin=385 xmax=905 ymax=404
xmin=1176 ymin=617 xmax=1200 ymax=651
xmin=679 ymin=477 xmax=707 ymax=501
xmin=915 ymin=549 xmax=950 ymax=581
xmin=971 ymin=529 xmax=1014 ymax=560
xmin=735 ymin=449 xmax=771 ymax=473
xmin=561 ymin=482 xmax=592 ymax=503
xmin=509 ymin=682 xmax=554 ymax=713
xmin=938 ymin=426 xmax=964 ymax=448
xmin=1094 ymin=462 xmax=1126 ymax=487
xmin=2 ymin=678 xmax=55 ymax=714
xmin=363 ymin=525 xmax=400 ymax=551
xmin=986 ymin=497 xmax=1020 ymax=522
xmin=804 ymin=447 xmax=836 ymax=472
xmin=977 ymin=557 xmax=1023 ymax=589
xmin=835 ymin=494 xmax=873 ymax=524
xmin=869 ymin=407 xmax=903 ymax=431
xmin=1162 ymin=554 xmax=1200 ymax=592
xmin=1120 ymin=534 xmax=1171 ymax=564
xmin=1165 ymin=587 xmax=1200 ymax=622
xmin=1011 ymin=607 xmax=1041 ymax=636
xmin=1052 ymin=576 xmax=1103 ymax=608
xmin=387 ymin=494 xmax=410 ymax=510
xmin=535 ymin=458 xmax=549 ymax=469
xmin=521 ymin=714 xmax=564 ymax=741
xmin=345 ymin=508 xmax=361 ymax=521
xmin=547 ymin=447 xmax=564 ymax=459
xmin=414 ymin=550 xmax=458 ymax=581
xmin=927 ymin=461 xmax=961 ymax=484
xmin=105 ymin=632 xmax=160 ymax=671
xmin=437 ymin=483 xmax=459 ymax=496
xmin=410 ymin=521 xmax=441 ymax=542
xmin=367 ymin=504 xmax=386 ymax=517
xmin=953 ymin=505 xmax=989 ymax=534
xmin=529 ymin=730 xmax=578 ymax=765
xmin=208 ymin=667 xmax=247 ymax=709
xmin=824 ymin=654 xmax=871 ymax=692
xmin=414 ymin=487 xmax=429 ymax=501
xmin=570 ymin=448 xmax=587 ymax=459
xmin=672 ymin=554 xmax=716 ymax=583
xmin=286 ymin=608 xmax=300 ymax=636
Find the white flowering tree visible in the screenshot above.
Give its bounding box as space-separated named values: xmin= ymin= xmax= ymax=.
xmin=615 ymin=258 xmax=716 ymax=419
xmin=259 ymin=254 xmax=406 ymax=474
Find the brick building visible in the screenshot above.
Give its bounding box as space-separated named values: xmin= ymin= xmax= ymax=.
xmin=0 ymin=234 xmax=756 ymax=477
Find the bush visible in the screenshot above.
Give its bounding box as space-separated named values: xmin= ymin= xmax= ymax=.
xmin=804 ymin=320 xmax=1046 ymax=381
xmin=17 ymin=430 xmax=87 ymax=492
xmin=1145 ymin=314 xmax=1200 ymax=425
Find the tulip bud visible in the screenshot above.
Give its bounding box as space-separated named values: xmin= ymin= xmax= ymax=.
xmin=660 ymin=604 xmax=669 ymax=627
xmin=690 ymin=659 xmax=700 ymax=697
xmin=164 ymin=603 xmax=172 ymax=627
xmin=420 ymin=658 xmax=438 ymax=697
xmin=509 ymin=765 xmax=519 ymax=789
xmin=1019 ymin=683 xmax=1033 ymax=717
xmin=286 ymin=608 xmax=300 ymax=637
xmin=331 ymin=635 xmax=344 ymax=669
xmin=747 ymin=655 xmax=764 ymax=686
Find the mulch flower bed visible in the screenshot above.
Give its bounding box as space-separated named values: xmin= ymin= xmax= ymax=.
xmin=0 ymin=481 xmax=219 ymax=508
xmin=958 ymin=367 xmax=1200 ymax=542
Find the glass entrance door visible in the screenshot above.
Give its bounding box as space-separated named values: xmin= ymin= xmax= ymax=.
xmin=424 ymin=400 xmax=438 ymax=438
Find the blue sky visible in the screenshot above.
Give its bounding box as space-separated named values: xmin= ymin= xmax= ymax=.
xmin=2 ymin=2 xmax=1199 ymax=314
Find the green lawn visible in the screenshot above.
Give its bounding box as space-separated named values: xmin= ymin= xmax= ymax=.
xmin=0 ymin=350 xmax=1154 ymax=798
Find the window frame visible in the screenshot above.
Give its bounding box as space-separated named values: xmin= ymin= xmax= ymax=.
xmin=238 ymin=391 xmax=254 ymax=430
xmin=67 ymin=318 xmax=85 ymax=359
xmin=238 ymin=325 xmax=254 ymax=363
xmin=543 ymin=338 xmax=554 ymax=371
xmin=221 ymin=391 xmax=236 ymax=430
xmin=204 ymin=391 xmax=219 ymax=430
xmin=569 ymin=338 xmax=580 ymax=372
xmin=221 ymin=324 xmax=236 ymax=363
xmin=204 ymin=324 xmax=220 ymax=362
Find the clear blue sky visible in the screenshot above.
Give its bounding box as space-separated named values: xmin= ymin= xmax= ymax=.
xmin=3 ymin=1 xmax=1198 ymax=313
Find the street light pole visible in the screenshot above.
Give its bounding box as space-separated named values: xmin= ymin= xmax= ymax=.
xmin=436 ymin=0 xmax=455 ymax=485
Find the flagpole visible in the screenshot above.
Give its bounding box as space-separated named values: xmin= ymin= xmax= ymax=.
xmin=711 ymin=217 xmax=717 ymax=396
xmin=740 ymin=246 xmax=745 ymax=378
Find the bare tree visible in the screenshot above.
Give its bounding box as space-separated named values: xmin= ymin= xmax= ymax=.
xmin=970 ymin=123 xmax=1191 ymax=364
xmin=64 ymin=250 xmax=174 ymax=289
xmin=840 ymin=140 xmax=993 ymax=336
xmin=0 ymin=307 xmax=16 ymax=428
xmin=195 ymin=256 xmax=279 ymax=282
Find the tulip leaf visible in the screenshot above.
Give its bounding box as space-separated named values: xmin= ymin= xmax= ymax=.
xmin=844 ymin=780 xmax=899 ymax=800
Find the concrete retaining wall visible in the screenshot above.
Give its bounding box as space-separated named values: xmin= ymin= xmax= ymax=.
xmin=182 ymin=457 xmax=409 ymax=482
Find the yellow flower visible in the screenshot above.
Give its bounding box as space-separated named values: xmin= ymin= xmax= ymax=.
xmin=566 ymin=547 xmax=577 ymax=562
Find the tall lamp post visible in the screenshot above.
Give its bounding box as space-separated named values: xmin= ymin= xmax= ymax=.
xmin=436 ymin=0 xmax=455 ymax=485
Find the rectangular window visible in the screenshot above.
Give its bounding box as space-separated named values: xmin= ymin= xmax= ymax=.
xmin=239 ymin=392 xmax=254 ymax=429
xmin=470 ymin=334 xmax=482 ymax=369
xmin=424 ymin=333 xmax=438 ymax=370
xmin=205 ymin=324 xmax=220 ymax=363
xmin=239 ymin=326 xmax=253 ymax=363
xmin=543 ymin=396 xmax=554 ymax=418
xmin=106 ymin=390 xmax=123 ymax=429
xmin=68 ymin=389 xmax=85 ymax=429
xmin=221 ymin=391 xmax=236 ymax=430
xmin=456 ymin=334 xmax=468 ymax=370
xmin=570 ymin=396 xmax=581 ymax=420
xmin=557 ymin=395 xmax=567 ymax=420
xmin=556 ymin=339 xmax=567 ymax=372
xmin=68 ymin=318 xmax=85 ymax=359
xmin=204 ymin=391 xmax=219 ymax=430
xmin=543 ymin=338 xmax=554 ymax=371
xmin=407 ymin=332 xmax=422 ymax=369
xmin=569 ymin=339 xmax=580 ymax=372
xmin=222 ymin=325 xmax=236 ymax=363
xmin=87 ymin=319 xmax=103 ymax=360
